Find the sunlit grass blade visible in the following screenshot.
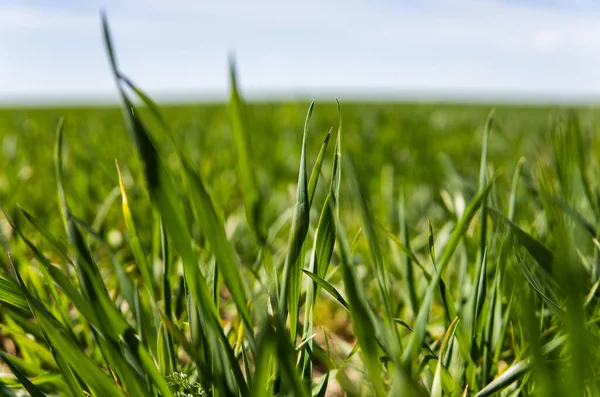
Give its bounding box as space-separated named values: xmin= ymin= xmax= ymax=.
xmin=279 ymin=101 xmax=313 ymax=339
xmin=116 ymin=161 xmax=155 ymax=297
xmin=307 ymin=129 xmax=332 ymax=206
xmin=301 ymin=104 xmax=342 ymax=382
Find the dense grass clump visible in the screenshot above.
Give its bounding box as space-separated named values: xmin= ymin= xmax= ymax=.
xmin=2 ymin=14 xmax=600 ymax=397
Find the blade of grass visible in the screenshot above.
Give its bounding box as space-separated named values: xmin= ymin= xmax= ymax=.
xmin=307 ymin=129 xmax=332 ymax=206
xmin=0 ymin=275 xmax=28 ymax=311
xmin=179 ymin=155 xmax=255 ymax=350
xmin=300 ymin=104 xmax=341 ymax=382
xmin=302 ymin=270 xmax=348 ymax=310
xmin=508 ymin=157 xmax=525 ymax=221
xmin=228 ymin=57 xmax=264 ymax=243
xmin=279 ymin=101 xmax=313 ymax=339
xmin=116 ymin=161 xmax=155 ymax=298
xmin=102 ymin=14 xmax=247 ymax=395
xmin=9 ymin=258 xmax=126 ymax=397
xmin=404 ymin=178 xmax=498 ymax=370
xmin=0 ymin=352 xmax=47 ymax=397
xmin=335 ymin=208 xmax=385 ymax=396
xmin=475 ymin=335 xmax=567 ymax=397
xmin=488 ymin=207 xmax=553 ymax=274
xmin=431 ymin=317 xmax=460 ymax=397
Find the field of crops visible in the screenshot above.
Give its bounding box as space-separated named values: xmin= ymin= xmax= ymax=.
xmin=2 ymin=18 xmax=600 ymax=397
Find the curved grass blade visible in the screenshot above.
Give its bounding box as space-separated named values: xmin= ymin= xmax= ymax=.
xmin=302 ymin=270 xmax=348 ymax=310
xmin=119 ymin=60 xmax=258 ymax=323
xmin=102 ymin=15 xmax=246 ymax=395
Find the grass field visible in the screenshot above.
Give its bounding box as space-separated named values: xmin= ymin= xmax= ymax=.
xmin=2 ymin=18 xmax=600 ymax=397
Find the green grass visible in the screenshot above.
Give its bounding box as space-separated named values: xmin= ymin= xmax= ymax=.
xmin=1 ymin=15 xmax=600 ymax=397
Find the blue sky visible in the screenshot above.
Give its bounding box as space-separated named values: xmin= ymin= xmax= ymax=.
xmin=2 ymin=0 xmax=600 ymax=103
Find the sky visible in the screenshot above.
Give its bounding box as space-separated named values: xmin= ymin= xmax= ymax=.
xmin=2 ymin=0 xmax=600 ymax=104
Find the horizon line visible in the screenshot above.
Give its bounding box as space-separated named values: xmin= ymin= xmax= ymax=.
xmin=2 ymin=87 xmax=600 ymax=108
